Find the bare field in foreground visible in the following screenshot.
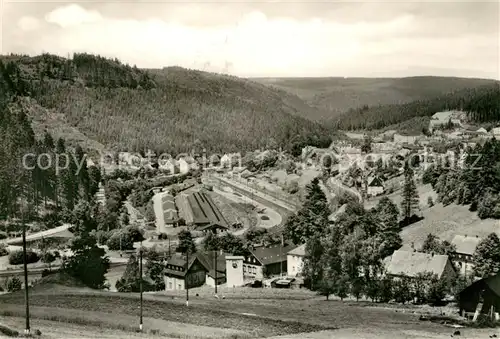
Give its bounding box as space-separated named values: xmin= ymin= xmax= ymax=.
xmin=0 ymin=316 xmax=164 ymax=339
xmin=1 ymin=286 xmax=498 ymax=339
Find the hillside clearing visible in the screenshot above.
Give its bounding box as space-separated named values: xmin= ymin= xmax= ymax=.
xmin=400 ymin=203 xmax=500 ymax=250
xmin=364 ymin=184 xmax=437 ymax=211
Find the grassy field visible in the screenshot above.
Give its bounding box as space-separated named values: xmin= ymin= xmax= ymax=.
xmin=1 ymin=283 xmax=497 ymax=339
xmin=400 ymin=203 xmax=500 ymax=250
xmin=364 ymin=183 xmax=437 ymax=211
xmin=363 ymin=183 xmax=499 ymax=249
xmin=0 ymin=286 xmax=451 ymax=337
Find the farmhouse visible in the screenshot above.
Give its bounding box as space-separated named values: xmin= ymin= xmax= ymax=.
xmin=164 ymin=253 xmax=208 ymax=291
xmin=450 ymin=235 xmax=482 ymax=276
xmin=184 ymin=190 xmax=229 ymax=233
xmin=225 ymin=244 xmax=298 ymax=287
xmin=366 ymin=176 xmax=385 ymax=197
xmin=178 ymin=158 xmax=190 ymax=174
xmin=492 ymin=127 xmax=500 ymax=138
xmin=287 ymin=244 xmax=306 ymax=277
xmin=386 ymin=250 xmax=457 ymax=283
xmin=429 ymin=110 xmax=464 ymax=132
xmin=197 ymin=251 xmax=227 ymax=287
xmin=459 ymin=274 xmax=500 ymax=319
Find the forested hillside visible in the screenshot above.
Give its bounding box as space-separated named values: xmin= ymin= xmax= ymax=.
xmin=332 ymin=83 xmax=500 ymax=131
xmin=0 ymin=59 xmax=101 ymax=220
xmin=254 ymin=76 xmax=499 ymax=120
xmin=1 ymin=53 xmax=336 ymax=154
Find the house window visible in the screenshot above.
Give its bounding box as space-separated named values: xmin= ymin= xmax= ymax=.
xmin=243 ymin=265 xmax=247 ymax=273
xmin=178 ymin=284 xmax=181 ymax=289
xmin=292 ymin=266 xmax=295 ymax=272
xmin=169 ymin=282 xmax=172 ymax=289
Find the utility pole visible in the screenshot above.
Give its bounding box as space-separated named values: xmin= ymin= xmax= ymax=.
xmin=21 ymin=205 xmax=30 ymax=335
xmin=280 ymin=234 xmax=283 ymax=277
xmin=139 ymin=241 xmax=143 ymax=331
xmin=214 ymin=250 xmax=218 ymax=295
xmin=185 ymin=250 xmax=189 ymax=307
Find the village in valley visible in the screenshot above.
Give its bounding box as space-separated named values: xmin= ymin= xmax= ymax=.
xmin=1 ymin=2 xmax=500 ymax=337
xmin=1 ymin=103 xmax=500 ymax=338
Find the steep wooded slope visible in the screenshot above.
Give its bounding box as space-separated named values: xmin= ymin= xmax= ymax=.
xmin=2 ymin=53 xmax=335 ymax=154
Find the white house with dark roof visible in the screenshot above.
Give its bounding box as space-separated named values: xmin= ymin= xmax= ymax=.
xmin=450 ymin=235 xmax=482 ymax=276
xmin=225 ymin=244 xmax=297 ymax=287
xmin=287 ymin=244 xmax=306 ymax=277
xmin=429 ymin=110 xmax=464 ymax=132
xmin=386 ymin=250 xmax=457 ymax=282
xmin=367 ymin=176 xmax=385 ymax=197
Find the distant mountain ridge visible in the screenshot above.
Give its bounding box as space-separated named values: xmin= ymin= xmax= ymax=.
xmin=253 ymin=76 xmax=499 ymax=120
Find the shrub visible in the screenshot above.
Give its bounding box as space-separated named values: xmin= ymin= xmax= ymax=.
xmin=0 ymin=324 xmax=19 ymax=337
xmin=427 ymin=196 xmax=434 ymax=207
xmin=393 ymin=277 xmax=413 ymax=304
xmin=378 ymin=276 xmax=394 ymax=303
xmin=0 ymin=243 xmax=8 ymax=257
xmin=0 ymin=231 xmax=7 ymax=240
xmin=261 ymin=215 xmax=270 ymax=220
xmin=125 ymin=225 xmax=144 ymax=243
xmin=8 ymin=250 xmax=40 ymax=265
xmin=6 ymin=276 xmax=22 ymax=292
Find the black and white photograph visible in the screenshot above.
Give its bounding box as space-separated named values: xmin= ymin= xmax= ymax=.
xmin=0 ymin=0 xmax=499 ymax=338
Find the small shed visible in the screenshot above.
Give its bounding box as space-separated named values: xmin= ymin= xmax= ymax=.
xmin=459 ymin=274 xmax=500 ymax=318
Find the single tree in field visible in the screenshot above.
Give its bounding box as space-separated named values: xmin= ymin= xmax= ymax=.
xmin=116 ymin=254 xmax=141 ymax=292
xmin=400 ymin=165 xmax=420 ymax=223
xmin=317 ymin=276 xmax=336 ymax=301
xmin=176 ymin=230 xmax=196 ymax=254
xmin=361 ymin=135 xmax=372 ymax=154
xmin=472 ymin=232 xmax=500 ymax=278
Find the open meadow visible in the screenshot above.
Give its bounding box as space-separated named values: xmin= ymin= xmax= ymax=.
xmin=2 ymin=282 xmax=496 ymax=339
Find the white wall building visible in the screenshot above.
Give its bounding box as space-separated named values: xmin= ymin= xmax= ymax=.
xmin=287 ymin=244 xmax=306 ymax=277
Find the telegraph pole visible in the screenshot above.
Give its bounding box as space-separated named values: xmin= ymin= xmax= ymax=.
xmin=214 ymin=250 xmax=218 ymax=295
xmin=280 ymin=234 xmax=283 ymax=277
xmin=139 ymin=241 xmax=143 ymax=331
xmin=185 ymin=250 xmax=189 ymax=306
xmin=21 ymin=205 xmax=30 ymax=335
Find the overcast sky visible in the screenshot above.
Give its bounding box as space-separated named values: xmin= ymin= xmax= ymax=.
xmin=1 ymin=1 xmax=499 ymax=78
